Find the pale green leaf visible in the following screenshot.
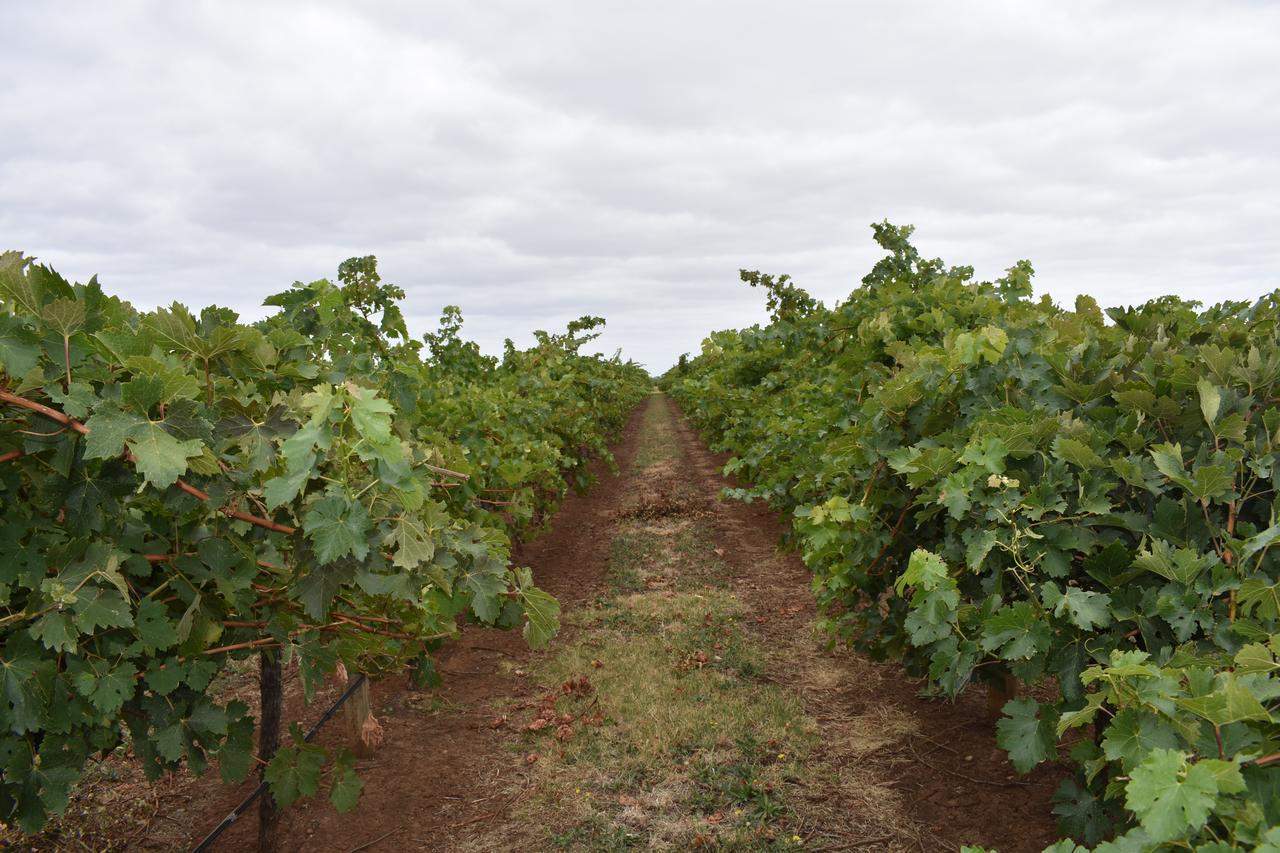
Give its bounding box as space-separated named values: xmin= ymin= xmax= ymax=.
xmin=387 ymin=514 xmax=435 ymax=568
xmin=1197 ymin=378 xmax=1222 ymax=427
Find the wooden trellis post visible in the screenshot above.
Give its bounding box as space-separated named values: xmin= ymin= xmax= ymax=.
xmin=343 ymin=675 xmax=382 ymax=758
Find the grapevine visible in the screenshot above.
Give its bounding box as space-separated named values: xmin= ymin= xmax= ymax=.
xmin=0 ymin=250 xmax=649 ymax=839
xmin=664 ymin=224 xmax=1280 ymax=850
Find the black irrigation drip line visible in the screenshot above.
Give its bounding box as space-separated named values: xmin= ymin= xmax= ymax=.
xmin=191 ymin=673 xmax=369 ymax=853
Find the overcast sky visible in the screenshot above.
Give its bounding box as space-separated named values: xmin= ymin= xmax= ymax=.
xmin=2 ymin=2 xmax=1277 ymax=373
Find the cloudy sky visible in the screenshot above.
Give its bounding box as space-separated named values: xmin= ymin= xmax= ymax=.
xmin=2 ymin=2 xmax=1277 ymax=372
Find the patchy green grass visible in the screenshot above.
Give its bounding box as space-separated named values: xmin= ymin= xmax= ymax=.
xmin=631 ymin=398 xmax=682 ymax=470
xmin=606 ymin=530 xmax=665 ymax=592
xmin=671 ymin=521 xmax=732 ymax=590
xmin=491 ymin=588 xmax=817 ymax=850
xmin=606 ymin=521 xmax=731 ymax=594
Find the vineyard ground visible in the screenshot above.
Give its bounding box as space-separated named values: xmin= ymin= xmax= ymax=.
xmin=31 ymin=393 xmax=1064 ymax=851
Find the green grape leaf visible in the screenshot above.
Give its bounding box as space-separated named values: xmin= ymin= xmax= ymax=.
xmin=75 ymin=661 xmax=137 ymax=715
xmin=187 ymin=701 xmax=228 ymax=736
xmin=347 ymin=384 xmax=394 ymax=445
xmin=185 ymin=659 xmax=218 ymax=693
xmin=1196 ymin=378 xmax=1222 ymax=427
xmin=1174 ymin=674 xmax=1271 ymax=726
xmin=1238 ymin=578 xmax=1280 ymax=620
xmin=354 ymin=566 xmax=413 ymax=600
xmin=981 ymin=602 xmax=1051 ymax=660
xmin=329 ymin=750 xmax=364 ymax=812
xmin=518 ymin=585 xmax=561 ymax=650
xmin=1149 ymin=442 xmax=1192 ymax=489
xmin=895 ymin=548 xmax=950 ymax=594
xmin=281 ymin=420 xmax=328 ymax=466
xmin=387 ymin=514 xmax=436 ymax=568
xmin=145 ymin=660 xmax=182 ymax=696
xmin=0 ymin=640 xmax=51 ymax=734
xmin=1186 ymin=463 xmax=1234 ymax=502
xmin=1113 ymin=388 xmax=1156 ymax=415
xmin=135 ymin=598 xmax=179 ymax=652
xmin=996 ymin=698 xmax=1058 ymax=774
xmin=152 ymin=723 xmax=186 ymax=762
xmin=1102 ymin=709 xmax=1180 ymax=771
xmin=28 ymin=612 xmax=78 ymax=653
xmin=120 ymin=358 xmax=202 ymax=407
xmin=1124 ymin=749 xmax=1219 ymax=843
xmin=1057 ymin=692 xmax=1107 ymax=737
xmin=294 ymin=560 xmax=356 ymax=621
xmin=1133 ymin=540 xmax=1216 ymax=586
xmin=141 ymin=305 xmax=200 ymax=355
xmin=263 ymin=464 xmax=314 ymax=509
xmin=904 ymin=587 xmax=959 ymax=645
xmin=46 ymin=381 xmax=96 ymax=420
xmin=82 ymin=406 xmax=145 ymax=460
xmin=960 ymin=436 xmax=1008 ymax=474
xmin=220 ymin=716 xmax=256 ymax=784
xmin=72 ymin=588 xmax=133 ymax=633
xmin=264 ymin=740 xmax=326 ymax=808
xmin=0 ymin=314 xmax=41 ymax=376
xmin=1233 ymin=643 xmax=1278 ymax=675
xmin=302 ymin=494 xmax=371 ymax=564
xmin=1042 ymin=583 xmax=1112 ymax=630
xmin=127 ymin=422 xmax=204 ymax=488
xmin=937 ymin=472 xmax=972 ymax=519
xmin=1052 ymin=778 xmax=1113 ymax=846
xmin=41 ymin=297 xmax=85 ymax=338
xmin=0 ymin=251 xmax=43 ymax=315
xmin=1053 ymin=437 xmax=1104 ymax=470
xmin=1239 ymin=522 xmax=1280 ymax=563
xmin=464 ymin=558 xmax=510 ymax=623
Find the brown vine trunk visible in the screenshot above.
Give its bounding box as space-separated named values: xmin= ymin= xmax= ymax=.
xmin=986 ymin=671 xmax=1018 ymax=721
xmin=258 ymin=650 xmax=283 ymax=853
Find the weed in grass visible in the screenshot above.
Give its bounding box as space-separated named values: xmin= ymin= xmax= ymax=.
xmin=551 ymin=813 xmax=644 ymax=850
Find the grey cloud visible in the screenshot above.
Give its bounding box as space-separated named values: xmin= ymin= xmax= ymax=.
xmin=2 ymin=1 xmax=1277 ymax=372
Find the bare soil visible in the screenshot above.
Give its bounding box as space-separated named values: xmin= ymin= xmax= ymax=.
xmin=20 ymin=393 xmax=1065 ymax=852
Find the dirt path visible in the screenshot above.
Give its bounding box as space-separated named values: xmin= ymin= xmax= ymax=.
xmin=31 ymin=393 xmax=1063 ymax=851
